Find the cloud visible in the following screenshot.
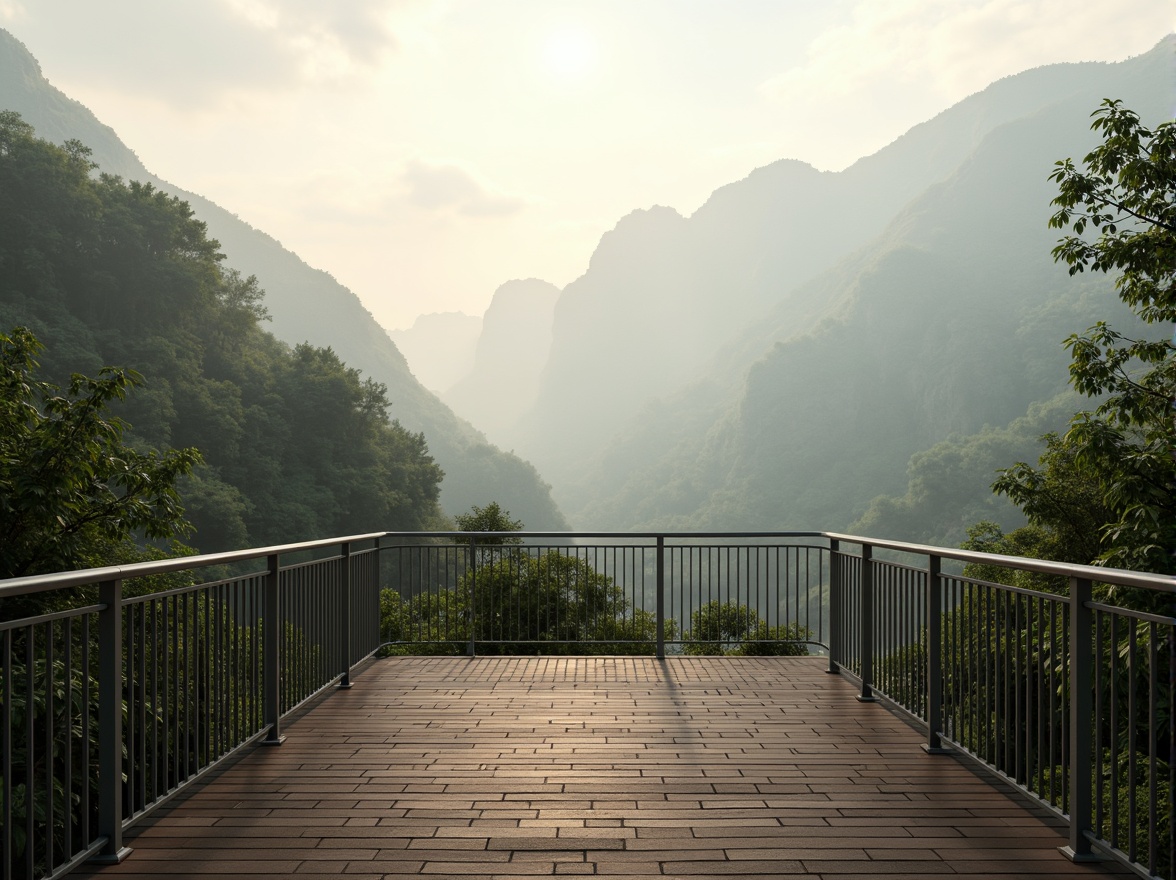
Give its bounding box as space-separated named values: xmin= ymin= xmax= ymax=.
xmin=221 ymin=0 xmax=409 ymax=68
xmin=400 ymin=160 xmax=526 ymax=217
xmin=761 ymin=0 xmax=1175 ymax=105
xmin=2 ymin=0 xmax=423 ymax=106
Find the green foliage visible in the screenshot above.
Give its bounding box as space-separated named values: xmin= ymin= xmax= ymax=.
xmin=466 ymin=551 xmax=666 ymax=654
xmin=955 ymin=112 xmax=1175 ymax=860
xmin=990 ymin=432 xmax=1115 ymax=566
xmin=738 ymin=621 xmax=814 ymax=656
xmin=454 ymin=501 xmax=524 ymax=539
xmin=0 ymin=113 xmax=446 ymax=553
xmin=379 ymin=550 xmax=672 ymax=655
xmin=4 ymin=589 xmax=329 ymax=879
xmin=851 ymin=394 xmax=1079 ymax=547
xmin=4 ymin=636 xmax=95 ymax=879
xmin=0 ymin=327 xmax=200 ymax=582
xmin=959 ymin=429 xmax=1118 ymax=593
xmin=379 ymin=588 xmax=468 ymax=655
xmin=1016 ymin=99 xmax=1176 ymax=573
xmin=683 ymin=600 xmax=810 ymax=656
xmin=960 ymin=521 xmax=1068 ymax=594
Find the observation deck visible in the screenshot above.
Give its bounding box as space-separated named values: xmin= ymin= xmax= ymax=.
xmin=2 ymin=531 xmax=1171 ymax=880
xmin=72 ymin=655 xmax=1131 ymax=879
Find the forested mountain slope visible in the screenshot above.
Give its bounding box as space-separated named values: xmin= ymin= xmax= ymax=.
xmin=511 ymin=48 xmax=1159 ymax=488
xmin=541 ymin=37 xmax=1173 ymax=536
xmin=0 ymin=115 xmax=446 ymax=550
xmin=0 ymin=28 xmax=567 ymax=530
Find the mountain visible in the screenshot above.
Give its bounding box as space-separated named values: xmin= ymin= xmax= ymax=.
xmin=389 ymin=311 xmax=482 ymax=395
xmin=512 ymin=36 xmax=1174 ymax=536
xmin=0 ymin=28 xmax=568 ymax=531
xmin=0 ymin=117 xmax=449 ymax=551
xmin=443 ymin=278 xmax=559 ymax=447
xmin=511 ymin=52 xmax=1147 ymax=489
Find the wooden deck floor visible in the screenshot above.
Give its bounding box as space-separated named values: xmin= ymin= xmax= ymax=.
xmin=75 ymin=656 xmax=1131 ymax=879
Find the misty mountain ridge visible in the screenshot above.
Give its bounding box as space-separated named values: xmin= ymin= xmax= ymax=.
xmin=3 ymin=26 xmax=1172 ymax=548
xmin=442 ymin=278 xmax=558 ymax=446
xmin=471 ymin=35 xmax=1173 ymax=544
xmin=0 ymin=27 xmax=568 ymax=531
xmin=389 ymin=311 xmax=482 ymax=394
xmin=505 ymin=48 xmax=1158 ymax=479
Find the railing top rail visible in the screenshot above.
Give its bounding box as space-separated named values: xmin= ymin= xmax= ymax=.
xmin=825 ymin=531 xmax=1176 ymax=593
xmin=3 ymin=529 xmax=1172 ymax=600
xmin=380 ymin=531 xmax=828 ymax=541
xmin=0 ymin=531 xmax=387 ymax=599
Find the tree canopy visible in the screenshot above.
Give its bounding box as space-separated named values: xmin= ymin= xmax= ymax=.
xmin=454 ymin=501 xmax=523 ymax=540
xmin=0 ymin=112 xmax=447 ymax=554
xmin=0 ymin=327 xmax=199 ymax=579
xmin=983 ymin=100 xmax=1175 ymax=574
xmin=380 ymin=549 xmax=667 ymax=655
xmin=682 ymin=600 xmax=809 ymax=656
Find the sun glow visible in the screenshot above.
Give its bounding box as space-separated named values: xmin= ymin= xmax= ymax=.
xmin=541 ymin=27 xmax=597 ymax=81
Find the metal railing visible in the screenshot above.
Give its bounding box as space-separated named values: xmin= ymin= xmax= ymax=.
xmin=378 ymin=533 xmax=828 ymax=655
xmin=0 ymin=534 xmax=383 ymax=880
xmin=0 ymin=530 xmax=1172 ymax=880
xmin=825 ymin=534 xmax=1174 ymax=880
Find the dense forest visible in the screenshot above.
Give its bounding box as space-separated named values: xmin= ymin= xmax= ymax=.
xmin=0 ymin=27 xmax=568 ymax=532
xmin=0 ymin=111 xmax=447 ymax=554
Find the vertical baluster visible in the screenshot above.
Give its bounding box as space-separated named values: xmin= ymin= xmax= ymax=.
xmin=925 ymin=555 xmax=946 ymax=754
xmin=1060 ymin=576 xmax=1095 ymax=862
xmin=63 ymin=618 xmax=74 ymax=863
xmin=44 ymin=621 xmax=54 ymax=871
xmin=1127 ymin=620 xmax=1138 ymax=864
xmin=340 ymin=542 xmax=353 ymax=688
xmin=467 ymin=536 xmax=477 ymax=657
xmin=262 ymin=554 xmax=284 ymax=745
xmin=2 ymin=628 xmax=12 ymax=876
xmin=1092 ymin=609 xmax=1102 ymax=836
xmin=656 ymin=537 xmax=665 ymax=660
xmin=91 ymin=579 xmax=130 ymax=864
xmin=857 ymin=544 xmax=875 ymax=702
xmin=1053 ymin=595 xmax=1063 ymax=809
xmin=1147 ymin=621 xmax=1158 ymax=878
xmin=1014 ymin=593 xmax=1023 ymax=782
xmin=827 ymin=540 xmax=840 ymax=674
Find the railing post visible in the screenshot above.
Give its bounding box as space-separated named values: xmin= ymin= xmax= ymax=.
xmin=372 ymin=536 xmax=384 ymax=655
xmin=262 ymin=553 xmax=285 ymax=745
xmin=90 ymin=578 xmax=131 ymax=865
xmin=339 ymin=541 xmax=353 ymax=689
xmin=1061 ymin=576 xmax=1097 ymax=862
xmin=856 ymin=543 xmax=876 ymax=702
xmin=656 ymin=537 xmax=665 ymax=660
xmin=923 ymin=554 xmax=948 ymax=753
xmin=467 ymin=536 xmax=477 ymax=658
xmin=827 ymin=538 xmax=840 ymax=674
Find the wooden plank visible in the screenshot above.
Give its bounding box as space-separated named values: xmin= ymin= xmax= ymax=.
xmin=74 ymin=657 xmax=1131 ymax=879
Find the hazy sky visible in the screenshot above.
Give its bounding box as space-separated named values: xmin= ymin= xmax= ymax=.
xmin=2 ymin=1 xmax=1172 ymax=332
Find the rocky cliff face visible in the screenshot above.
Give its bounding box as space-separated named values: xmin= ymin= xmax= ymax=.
xmin=443 ymin=278 xmax=559 ymax=448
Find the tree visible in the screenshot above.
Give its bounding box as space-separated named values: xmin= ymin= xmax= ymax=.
xmin=379 ymin=549 xmax=667 ymax=655
xmin=992 ymin=100 xmax=1175 ymax=574
xmin=0 ymin=113 xmax=448 ymax=552
xmin=682 ymin=600 xmax=810 ymax=656
xmin=0 ymin=327 xmax=201 ymax=580
xmin=454 ymin=501 xmax=523 ymax=567
xmin=454 ymin=501 xmax=523 ymax=540
xmin=983 ymin=431 xmax=1115 ymax=572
